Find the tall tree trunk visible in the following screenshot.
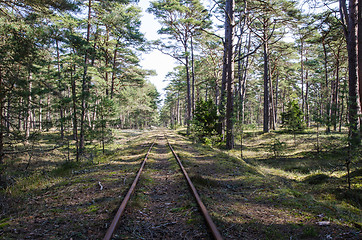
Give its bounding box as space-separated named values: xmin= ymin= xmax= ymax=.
xmin=25 ymin=73 xmax=32 ymax=142
xmin=71 ymin=65 xmax=79 ymax=161
xmin=46 ymin=94 xmax=51 ymax=130
xmin=300 ymin=39 xmax=305 ymax=116
xmin=6 ymin=96 xmax=10 ymax=135
xmin=258 ymin=89 xmax=263 ymax=125
xmin=305 ymin=73 xmax=310 ymax=127
xmin=358 ymin=0 xmax=362 ymax=134
xmin=0 ymin=66 xmax=4 ymax=164
xmin=238 ymin=30 xmax=250 ymax=158
xmin=215 ymin=78 xmax=219 ymax=107
xmin=340 ymin=0 xmax=360 ymax=145
xmin=80 ymin=0 xmax=92 ymax=156
xmin=219 ymin=40 xmax=228 ymax=138
xmin=241 ymin=32 xmax=251 ymax=121
xmin=323 ymin=40 xmax=331 ymax=133
xmin=269 ymin=73 xmax=275 ymax=130
xmin=191 ymin=35 xmax=195 ymax=115
xmin=111 ymin=42 xmax=118 ymax=99
xmin=237 ymin=37 xmax=243 ymax=124
xmin=225 ymin=0 xmax=235 ymax=149
xmin=339 ymin=78 xmax=347 ymax=132
xmin=263 ymin=20 xmax=269 ymax=133
xmin=185 ymin=43 xmax=191 ymax=135
xmin=275 ymin=72 xmax=279 ymax=125
xmin=18 ymin=98 xmax=22 ymax=131
xmin=332 ymin=54 xmax=340 ymax=131
xmin=177 ymin=92 xmax=181 ymax=125
xmin=56 ymin=39 xmax=64 ymax=139
xmin=39 ymin=98 xmax=42 ymax=131
xmin=105 ymin=26 xmax=110 ymax=96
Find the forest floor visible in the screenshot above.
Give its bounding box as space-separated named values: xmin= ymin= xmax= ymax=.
xmin=0 ymin=128 xmax=361 ymax=239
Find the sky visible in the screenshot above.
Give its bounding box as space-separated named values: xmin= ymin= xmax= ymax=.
xmin=137 ymin=0 xmax=177 ymax=102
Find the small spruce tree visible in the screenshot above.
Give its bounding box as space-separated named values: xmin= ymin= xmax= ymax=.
xmin=192 ymin=100 xmax=219 ymax=143
xmin=281 ymin=100 xmax=305 ymax=132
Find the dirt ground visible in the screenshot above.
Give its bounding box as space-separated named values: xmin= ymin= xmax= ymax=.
xmin=0 ymin=129 xmax=360 ymax=239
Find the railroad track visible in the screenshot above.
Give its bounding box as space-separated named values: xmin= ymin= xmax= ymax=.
xmin=103 ymin=136 xmax=223 ymax=240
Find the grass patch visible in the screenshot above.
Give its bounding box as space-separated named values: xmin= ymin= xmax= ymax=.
xmin=303 ymin=173 xmax=330 ymax=185
xmin=85 ymin=204 xmax=99 ymax=214
xmin=263 ymin=225 xmax=284 ymax=239
xmin=300 ymin=225 xmax=319 ymax=238
xmin=184 ymin=127 xmax=361 ymax=233
xmin=0 ymin=218 xmax=10 ymax=228
xmin=190 ymin=175 xmax=220 ymax=188
xmin=51 ymin=161 xmax=82 ymax=176
xmin=130 ymin=191 xmax=147 ymax=208
xmin=170 ymin=206 xmax=190 ymax=213
xmin=332 ymin=188 xmax=362 ymax=209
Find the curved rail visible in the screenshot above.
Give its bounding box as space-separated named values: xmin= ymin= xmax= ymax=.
xmin=166 ymin=138 xmax=223 ymax=240
xmin=103 ymin=141 xmax=155 ymax=240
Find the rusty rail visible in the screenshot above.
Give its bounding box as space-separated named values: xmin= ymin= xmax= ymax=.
xmin=103 ymin=141 xmax=155 ymax=240
xmin=167 ymin=138 xmax=223 ymax=240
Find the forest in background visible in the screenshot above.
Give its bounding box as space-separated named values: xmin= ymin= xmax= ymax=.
xmin=0 ymin=0 xmax=361 ymax=176
xmin=0 ymin=0 xmax=160 ymax=164
xmin=158 ymin=0 xmax=361 ymax=150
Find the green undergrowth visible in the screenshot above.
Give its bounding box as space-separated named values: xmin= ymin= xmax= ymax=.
xmin=1 ymin=130 xmax=159 ymax=240
xmin=177 ymin=128 xmax=361 ymax=231
xmin=1 ymin=130 xmax=153 ymax=204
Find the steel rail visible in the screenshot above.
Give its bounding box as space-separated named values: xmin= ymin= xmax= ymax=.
xmin=103 ymin=141 xmax=155 ymax=240
xmin=166 ymin=138 xmax=223 ymax=240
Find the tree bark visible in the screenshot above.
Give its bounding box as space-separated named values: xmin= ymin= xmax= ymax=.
xmin=71 ymin=64 xmax=79 ymax=161
xmin=225 ymin=0 xmax=235 ymax=149
xmin=332 ymin=53 xmax=340 ymax=131
xmin=300 ymin=39 xmax=305 ymax=116
xmin=323 ymin=40 xmax=331 ymax=133
xmin=191 ymin=35 xmax=195 ymax=115
xmin=358 ymin=0 xmax=362 ymax=114
xmin=339 ymin=78 xmax=347 ymax=132
xmin=25 ymin=73 xmax=32 ymax=142
xmin=46 ymin=94 xmax=51 ymax=130
xmin=79 ymin=0 xmax=92 ymax=156
xmin=0 ymin=66 xmax=4 ymax=164
xmin=275 ymin=72 xmax=279 ymax=125
xmin=56 ymin=39 xmax=64 ymax=139
xmin=111 ymin=42 xmax=118 ymax=99
xmin=340 ymin=0 xmax=360 ymax=144
xmin=358 ymin=0 xmax=362 ymax=134
xmin=219 ymin=39 xmax=228 ymax=138
xmin=105 ymin=26 xmax=110 ymax=96
xmin=39 ymin=98 xmax=42 ymax=131
xmin=6 ymin=97 xmax=10 ymax=135
xmin=185 ymin=43 xmax=192 ymax=135
xmin=305 ymin=72 xmax=310 ymax=127
xmin=269 ymin=72 xmax=275 ymax=130
xmin=263 ymin=22 xmax=269 ymax=133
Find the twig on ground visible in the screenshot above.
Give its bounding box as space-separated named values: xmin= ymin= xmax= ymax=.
xmin=151 ymin=222 xmax=176 ymax=229
xmin=98 ymin=181 xmax=103 ymax=190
